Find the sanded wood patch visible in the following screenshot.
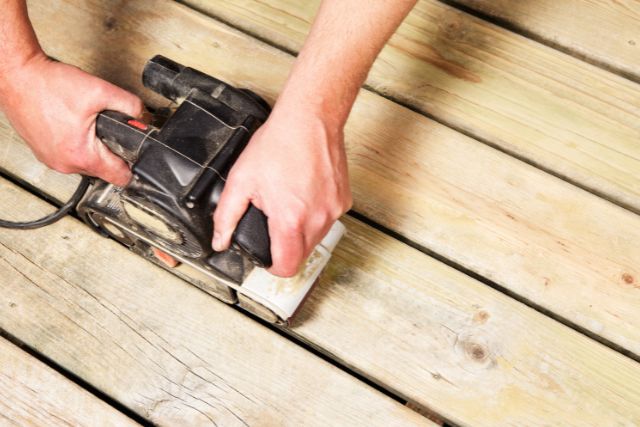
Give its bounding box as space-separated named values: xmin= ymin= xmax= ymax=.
xmin=19 ymin=0 xmax=640 ymax=357
xmin=0 ymin=337 xmax=139 ymax=426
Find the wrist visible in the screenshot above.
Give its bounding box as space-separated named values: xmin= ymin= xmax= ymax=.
xmin=0 ymin=51 xmax=51 ymax=110
xmin=270 ymin=95 xmax=346 ymax=144
xmin=0 ymin=49 xmax=48 ymax=99
xmin=273 ymin=84 xmax=351 ymax=133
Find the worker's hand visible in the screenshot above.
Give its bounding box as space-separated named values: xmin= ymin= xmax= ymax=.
xmin=212 ymin=103 xmax=352 ymax=277
xmin=0 ymin=54 xmax=143 ymax=186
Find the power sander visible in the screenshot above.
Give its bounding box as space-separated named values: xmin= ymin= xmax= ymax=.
xmin=0 ymin=55 xmax=345 ymax=325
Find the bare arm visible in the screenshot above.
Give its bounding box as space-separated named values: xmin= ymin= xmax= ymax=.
xmin=213 ymin=0 xmax=417 ymax=276
xmin=279 ymin=0 xmax=418 ymax=131
xmin=0 ymin=0 xmax=42 ymax=74
xmin=0 ymin=0 xmax=142 ymax=186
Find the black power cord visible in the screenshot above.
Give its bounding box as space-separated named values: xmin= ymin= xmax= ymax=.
xmin=0 ymin=176 xmax=91 ymax=230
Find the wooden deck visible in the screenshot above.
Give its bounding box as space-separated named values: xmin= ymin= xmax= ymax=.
xmin=1 ymin=0 xmax=639 ymax=425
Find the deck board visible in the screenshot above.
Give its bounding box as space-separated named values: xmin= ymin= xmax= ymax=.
xmin=183 ymin=0 xmax=640 ymax=212
xmin=22 ymin=0 xmax=640 ymax=355
xmin=0 ymin=178 xmax=431 ymax=427
xmin=2 ymin=126 xmax=640 ymax=425
xmin=0 ymin=337 xmax=139 ymax=426
xmin=2 ymin=0 xmax=639 ymax=424
xmin=450 ymin=0 xmax=640 ymax=82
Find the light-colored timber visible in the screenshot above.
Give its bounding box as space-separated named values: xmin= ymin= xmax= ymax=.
xmin=183 ymin=0 xmax=640 ymax=212
xmin=2 ymin=124 xmax=640 ymax=426
xmin=19 ymin=0 xmax=640 ymax=355
xmin=0 ymin=337 xmax=139 ymax=427
xmin=450 ymin=0 xmax=640 ymax=82
xmin=0 ymin=178 xmax=432 ymax=427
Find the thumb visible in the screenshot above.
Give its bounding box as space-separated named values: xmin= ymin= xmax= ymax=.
xmin=102 ymin=84 xmax=144 ymax=118
xmin=213 ymin=182 xmax=252 ymax=252
xmin=90 ymin=134 xmax=132 ymax=186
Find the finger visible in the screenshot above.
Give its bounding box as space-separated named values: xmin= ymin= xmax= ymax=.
xmin=267 ymin=220 xmax=306 ymax=277
xmin=89 ymin=135 xmax=132 ymax=186
xmin=102 ymin=84 xmax=144 ymax=118
xmin=212 ymin=183 xmax=251 ymax=252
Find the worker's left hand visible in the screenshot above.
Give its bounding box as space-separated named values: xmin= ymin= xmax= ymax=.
xmin=212 ymin=103 xmax=352 ymax=277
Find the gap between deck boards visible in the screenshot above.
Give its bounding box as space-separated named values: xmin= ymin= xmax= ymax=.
xmin=171 ymin=0 xmax=640 ymax=365
xmin=0 ymin=167 xmax=447 ymax=426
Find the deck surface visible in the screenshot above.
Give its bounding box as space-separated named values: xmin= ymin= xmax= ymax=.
xmin=1 ymin=0 xmax=639 ymax=425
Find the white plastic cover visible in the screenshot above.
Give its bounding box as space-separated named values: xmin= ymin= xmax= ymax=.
xmin=240 ymin=221 xmax=346 ymax=321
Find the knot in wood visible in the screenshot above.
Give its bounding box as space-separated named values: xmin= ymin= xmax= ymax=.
xmin=437 ymin=10 xmax=468 ymax=41
xmin=455 ymin=330 xmax=494 ymax=370
xmin=104 ymin=16 xmax=117 ymax=31
xmin=464 ymin=341 xmax=488 ymax=362
xmin=473 ymin=310 xmax=490 ymax=324
xmin=622 ymin=273 xmax=635 ymax=285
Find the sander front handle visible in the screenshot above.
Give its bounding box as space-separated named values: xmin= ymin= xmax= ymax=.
xmin=96 ymin=110 xmax=273 ymax=268
xmin=95 ymin=110 xmax=152 ymax=164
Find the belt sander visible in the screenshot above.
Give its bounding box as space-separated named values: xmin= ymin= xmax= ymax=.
xmin=1 ymin=56 xmax=345 ymax=325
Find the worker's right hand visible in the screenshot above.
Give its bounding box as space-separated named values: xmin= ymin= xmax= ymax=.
xmin=0 ymin=54 xmax=143 ymax=186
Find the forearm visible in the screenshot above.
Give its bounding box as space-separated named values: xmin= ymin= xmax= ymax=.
xmin=275 ymin=0 xmax=417 ymax=128
xmin=0 ymin=0 xmax=44 ymax=93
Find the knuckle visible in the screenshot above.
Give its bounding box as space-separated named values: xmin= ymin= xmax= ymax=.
xmin=329 ymin=205 xmax=344 ymax=220
xmin=226 ymin=169 xmax=248 ymax=187
xmin=312 ymin=210 xmax=332 ymax=229
xmin=281 ymin=210 xmax=305 ymax=234
xmin=90 ymin=81 xmax=108 ymax=99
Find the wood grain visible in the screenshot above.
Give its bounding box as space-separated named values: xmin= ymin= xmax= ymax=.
xmin=0 ymin=178 xmax=431 ymax=427
xmin=0 ymin=337 xmax=138 ymax=426
xmin=183 ymin=0 xmax=640 ymax=212
xmin=2 ymin=159 xmax=640 ymax=426
xmin=19 ymin=0 xmax=640 ymax=356
xmin=450 ymin=0 xmax=640 ymax=82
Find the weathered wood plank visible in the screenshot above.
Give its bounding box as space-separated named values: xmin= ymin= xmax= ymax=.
xmin=0 ymin=179 xmax=431 ymax=427
xmin=21 ymin=0 xmax=640 ymax=355
xmin=450 ymin=0 xmax=640 ymax=82
xmin=0 ymin=337 xmax=139 ymax=427
xmin=183 ymin=0 xmax=640 ymax=212
xmin=2 ymin=158 xmax=640 ymax=426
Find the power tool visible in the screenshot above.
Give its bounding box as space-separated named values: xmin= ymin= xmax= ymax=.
xmin=0 ymin=56 xmax=344 ymax=325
